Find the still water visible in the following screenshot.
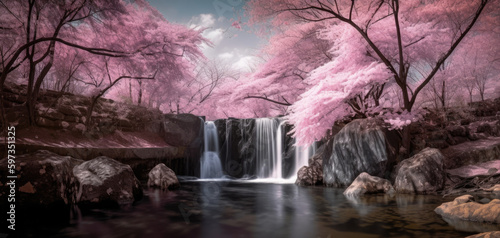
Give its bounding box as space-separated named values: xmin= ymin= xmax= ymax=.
xmin=13 ymin=180 xmax=500 ymax=238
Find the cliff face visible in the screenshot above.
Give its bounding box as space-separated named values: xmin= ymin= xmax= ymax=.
xmin=1 ymin=82 xmax=204 ymax=178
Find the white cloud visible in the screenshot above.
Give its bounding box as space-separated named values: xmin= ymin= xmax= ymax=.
xmin=218 ymin=52 xmax=234 ymax=60
xmin=189 ymin=13 xmax=216 ymax=29
xmin=204 ymin=28 xmax=224 ymax=46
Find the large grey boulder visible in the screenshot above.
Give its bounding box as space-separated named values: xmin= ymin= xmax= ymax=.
xmin=323 ymin=119 xmax=400 ymax=187
xmin=147 ymin=163 xmax=180 ymax=190
xmin=435 ymin=195 xmax=500 ymax=223
xmin=73 ymin=156 xmax=143 ymax=206
xmin=394 ymin=148 xmax=445 ymax=194
xmin=0 ymin=150 xmax=82 ymax=207
xmin=344 ymin=172 xmax=394 ymax=196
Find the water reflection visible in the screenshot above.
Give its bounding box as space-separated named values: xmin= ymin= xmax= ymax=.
xmin=11 ymin=181 xmax=500 ymax=238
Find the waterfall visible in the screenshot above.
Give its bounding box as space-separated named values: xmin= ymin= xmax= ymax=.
xmin=294 ymin=142 xmax=316 ymax=175
xmin=200 ymin=121 xmax=223 ymax=178
xmin=255 ymin=118 xmax=279 ymax=178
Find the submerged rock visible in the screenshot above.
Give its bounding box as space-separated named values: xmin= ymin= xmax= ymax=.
xmin=343 ymin=172 xmax=394 ymax=196
xmin=394 ymin=148 xmax=445 ymax=194
xmin=0 ymin=150 xmax=82 ymax=207
xmin=147 ymin=163 xmax=180 ymax=190
xmin=323 ymin=119 xmax=400 ymax=187
xmin=73 ymin=156 xmax=143 ymax=206
xmin=435 ymin=195 xmax=500 ymax=224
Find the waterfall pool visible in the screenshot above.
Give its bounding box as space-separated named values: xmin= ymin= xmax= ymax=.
xmin=12 ymin=180 xmax=500 ymax=238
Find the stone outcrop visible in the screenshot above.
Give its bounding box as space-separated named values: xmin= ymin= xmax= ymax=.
xmin=323 ymin=119 xmax=400 ymax=187
xmin=394 ymin=148 xmax=445 ymax=194
xmin=0 ymin=150 xmax=82 ymax=207
xmin=442 ymin=137 xmax=500 ymax=169
xmin=147 ymin=163 xmax=180 ymax=190
xmin=343 ymin=172 xmax=394 ymax=196
xmin=435 ymin=195 xmax=500 ymax=223
xmin=73 ymin=156 xmax=143 ymax=206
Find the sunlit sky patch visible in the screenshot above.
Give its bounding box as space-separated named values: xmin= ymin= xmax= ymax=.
xmin=147 ymin=0 xmax=265 ymax=72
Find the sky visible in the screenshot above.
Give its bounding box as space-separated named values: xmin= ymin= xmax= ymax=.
xmin=147 ymin=0 xmax=265 ymax=72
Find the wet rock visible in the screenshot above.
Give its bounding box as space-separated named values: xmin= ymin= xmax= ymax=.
xmin=466 ymin=231 xmax=500 ymax=238
xmin=343 ymin=172 xmax=394 ymax=196
xmin=160 ymin=114 xmax=203 ymax=147
xmin=435 ymin=195 xmax=500 ymax=223
xmin=394 ymin=148 xmax=445 ymax=194
xmin=147 ymin=163 xmax=180 ymax=190
xmin=73 ymin=156 xmax=143 ymax=206
xmin=0 ymin=150 xmax=82 ymax=207
xmin=323 ymin=119 xmax=400 ymax=187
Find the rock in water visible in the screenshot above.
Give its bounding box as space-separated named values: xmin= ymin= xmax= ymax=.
xmin=73 ymin=156 xmax=143 ymax=206
xmin=147 ymin=163 xmax=180 ymax=190
xmin=0 ymin=150 xmax=82 ymax=207
xmin=435 ymin=195 xmax=500 ymax=223
xmin=394 ymin=148 xmax=445 ymax=194
xmin=323 ymin=119 xmax=400 ymax=187
xmin=344 ymin=172 xmax=394 ymax=196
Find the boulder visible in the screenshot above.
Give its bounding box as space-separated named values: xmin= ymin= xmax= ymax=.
xmin=343 ymin=172 xmax=394 ymax=196
xmin=147 ymin=163 xmax=180 ymax=190
xmin=73 ymin=156 xmax=143 ymax=206
xmin=296 ymin=140 xmax=332 ymax=186
xmin=0 ymin=150 xmax=82 ymax=207
xmin=394 ymin=148 xmax=445 ymax=194
xmin=435 ymin=195 xmax=500 ymax=223
xmin=466 ymin=232 xmax=500 ymax=238
xmin=323 ymin=119 xmax=400 ymax=187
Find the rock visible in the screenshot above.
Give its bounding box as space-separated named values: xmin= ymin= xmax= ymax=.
xmin=466 ymin=231 xmax=500 ymax=238
xmin=323 ymin=119 xmax=400 ymax=187
xmin=147 ymin=163 xmax=180 ymax=190
xmin=435 ymin=195 xmax=500 ymax=223
xmin=74 ymin=123 xmax=86 ymax=132
xmin=160 ymin=114 xmax=203 ymax=148
xmin=343 ymin=172 xmax=394 ymax=196
xmin=469 ymin=133 xmax=489 ymax=141
xmin=0 ymin=150 xmax=82 ymax=207
xmin=61 ymin=121 xmax=70 ymax=129
xmin=446 ymin=160 xmax=500 ymax=178
xmin=296 ymin=140 xmax=332 ymax=186
xmin=484 ymin=184 xmax=500 ymax=194
xmin=442 ymin=137 xmax=500 ymax=169
xmin=57 ymin=104 xmax=82 ymax=116
xmin=38 ymin=108 xmax=65 ymax=120
xmin=73 ymin=156 xmax=143 ymax=206
xmin=394 ymin=148 xmax=445 ymax=194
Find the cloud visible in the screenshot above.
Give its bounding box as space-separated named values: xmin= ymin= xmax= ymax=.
xmin=189 ymin=13 xmax=216 ymax=29
xmin=204 ymin=28 xmax=224 ymax=46
xmin=218 ymin=52 xmax=234 ymax=60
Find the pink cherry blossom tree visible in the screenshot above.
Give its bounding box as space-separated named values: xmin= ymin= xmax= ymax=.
xmin=245 ymin=0 xmax=497 ymax=147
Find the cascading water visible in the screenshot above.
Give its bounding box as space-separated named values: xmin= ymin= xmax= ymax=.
xmin=294 ymin=142 xmax=316 ymax=177
xmin=255 ymin=118 xmax=279 ymax=178
xmin=200 ymin=121 xmax=224 ymax=178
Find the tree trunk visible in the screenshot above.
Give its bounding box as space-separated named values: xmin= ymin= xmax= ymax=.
xmin=85 ymin=97 xmax=98 ymax=129
xmin=137 ymin=80 xmax=142 ymax=106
